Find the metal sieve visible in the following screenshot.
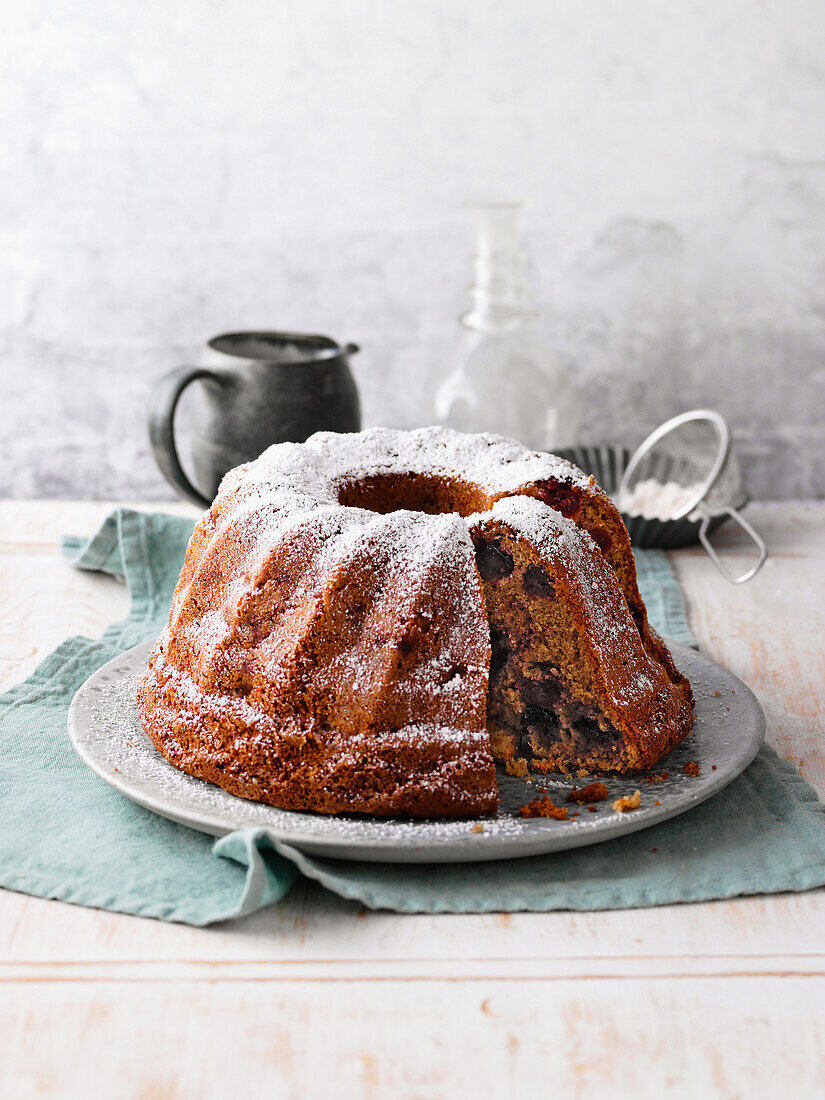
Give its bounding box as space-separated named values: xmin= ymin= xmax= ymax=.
xmin=617 ymin=409 xmax=767 ymax=584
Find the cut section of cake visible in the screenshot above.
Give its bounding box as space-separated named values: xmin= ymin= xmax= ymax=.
xmin=471 ymin=497 xmax=690 ymax=776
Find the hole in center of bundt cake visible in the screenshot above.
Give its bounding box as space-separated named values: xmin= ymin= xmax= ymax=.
xmin=473 ymin=531 xmax=629 ymax=775
xmin=338 ymin=473 xmax=492 ymax=518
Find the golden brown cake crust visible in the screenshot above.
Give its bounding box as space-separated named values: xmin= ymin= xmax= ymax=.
xmin=136 ymin=427 xmax=693 ymax=817
xmin=137 ymin=667 xmax=498 ymax=816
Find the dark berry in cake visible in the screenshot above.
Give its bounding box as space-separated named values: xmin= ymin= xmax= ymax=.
xmin=536 ymin=479 xmax=580 ymax=518
xmin=521 ymin=675 xmax=562 ymax=710
xmin=489 ymin=630 xmax=512 ymax=676
xmin=475 ymin=539 xmax=515 ymax=581
xmin=522 ymin=564 xmax=555 ymax=598
xmin=521 ymin=704 xmax=560 ymax=735
xmin=590 ymin=528 xmax=614 ymax=557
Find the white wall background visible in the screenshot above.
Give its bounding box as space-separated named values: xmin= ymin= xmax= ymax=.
xmin=1 ymin=0 xmax=824 ymax=499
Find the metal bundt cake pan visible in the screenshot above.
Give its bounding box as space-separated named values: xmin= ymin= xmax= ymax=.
xmin=555 ymin=445 xmax=746 ymax=550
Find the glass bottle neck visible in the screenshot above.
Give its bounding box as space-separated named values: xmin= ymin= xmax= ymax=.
xmin=460 ymin=200 xmax=538 ymax=333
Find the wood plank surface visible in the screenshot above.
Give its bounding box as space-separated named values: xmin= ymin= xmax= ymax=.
xmin=2 ymin=978 xmax=824 ymax=1099
xmin=0 ymin=500 xmax=823 ymax=1098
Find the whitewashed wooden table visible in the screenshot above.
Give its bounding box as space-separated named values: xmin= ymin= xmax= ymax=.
xmin=1 ymin=500 xmax=823 ymax=1099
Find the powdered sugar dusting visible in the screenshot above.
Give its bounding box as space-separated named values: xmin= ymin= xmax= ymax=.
xmin=240 ymin=425 xmax=589 ymax=503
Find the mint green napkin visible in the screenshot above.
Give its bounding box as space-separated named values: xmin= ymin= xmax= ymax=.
xmin=1 ymin=508 xmax=823 ymax=925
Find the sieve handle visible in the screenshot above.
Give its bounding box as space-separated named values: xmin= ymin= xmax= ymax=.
xmin=698 ymin=506 xmax=768 ymax=584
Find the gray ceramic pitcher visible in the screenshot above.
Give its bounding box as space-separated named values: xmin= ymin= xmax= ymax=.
xmin=149 ymin=331 xmax=361 ymax=508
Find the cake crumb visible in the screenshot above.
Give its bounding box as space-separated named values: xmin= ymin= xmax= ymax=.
xmin=645 ymin=772 xmax=669 ymax=785
xmin=505 ymin=757 xmax=530 ymax=779
xmin=565 ymin=781 xmax=609 ymax=804
xmin=684 ymin=761 xmax=701 ymax=778
xmin=471 ymin=824 xmax=484 ymax=833
xmin=587 ymin=805 xmax=598 ymax=813
xmin=712 ymin=765 xmax=717 ymax=771
xmin=651 ymin=847 xmax=658 ymax=853
xmin=653 ymin=799 xmax=661 ymax=806
xmin=520 ymin=796 xmax=569 ymax=820
xmin=612 ymin=789 xmax=641 ymax=813
xmin=714 ymin=690 xmax=721 ymax=697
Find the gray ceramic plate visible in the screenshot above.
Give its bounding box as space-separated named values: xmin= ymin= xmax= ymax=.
xmin=68 ymin=639 xmax=764 ymax=864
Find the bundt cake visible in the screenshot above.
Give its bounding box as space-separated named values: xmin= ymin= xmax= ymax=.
xmin=136 ymin=427 xmax=693 ymax=818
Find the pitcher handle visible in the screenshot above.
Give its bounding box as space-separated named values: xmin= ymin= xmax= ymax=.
xmin=148 ymin=366 xmax=221 ymax=509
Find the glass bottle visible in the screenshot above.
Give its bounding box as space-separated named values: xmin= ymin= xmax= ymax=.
xmin=435 ymin=200 xmax=579 ymax=451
